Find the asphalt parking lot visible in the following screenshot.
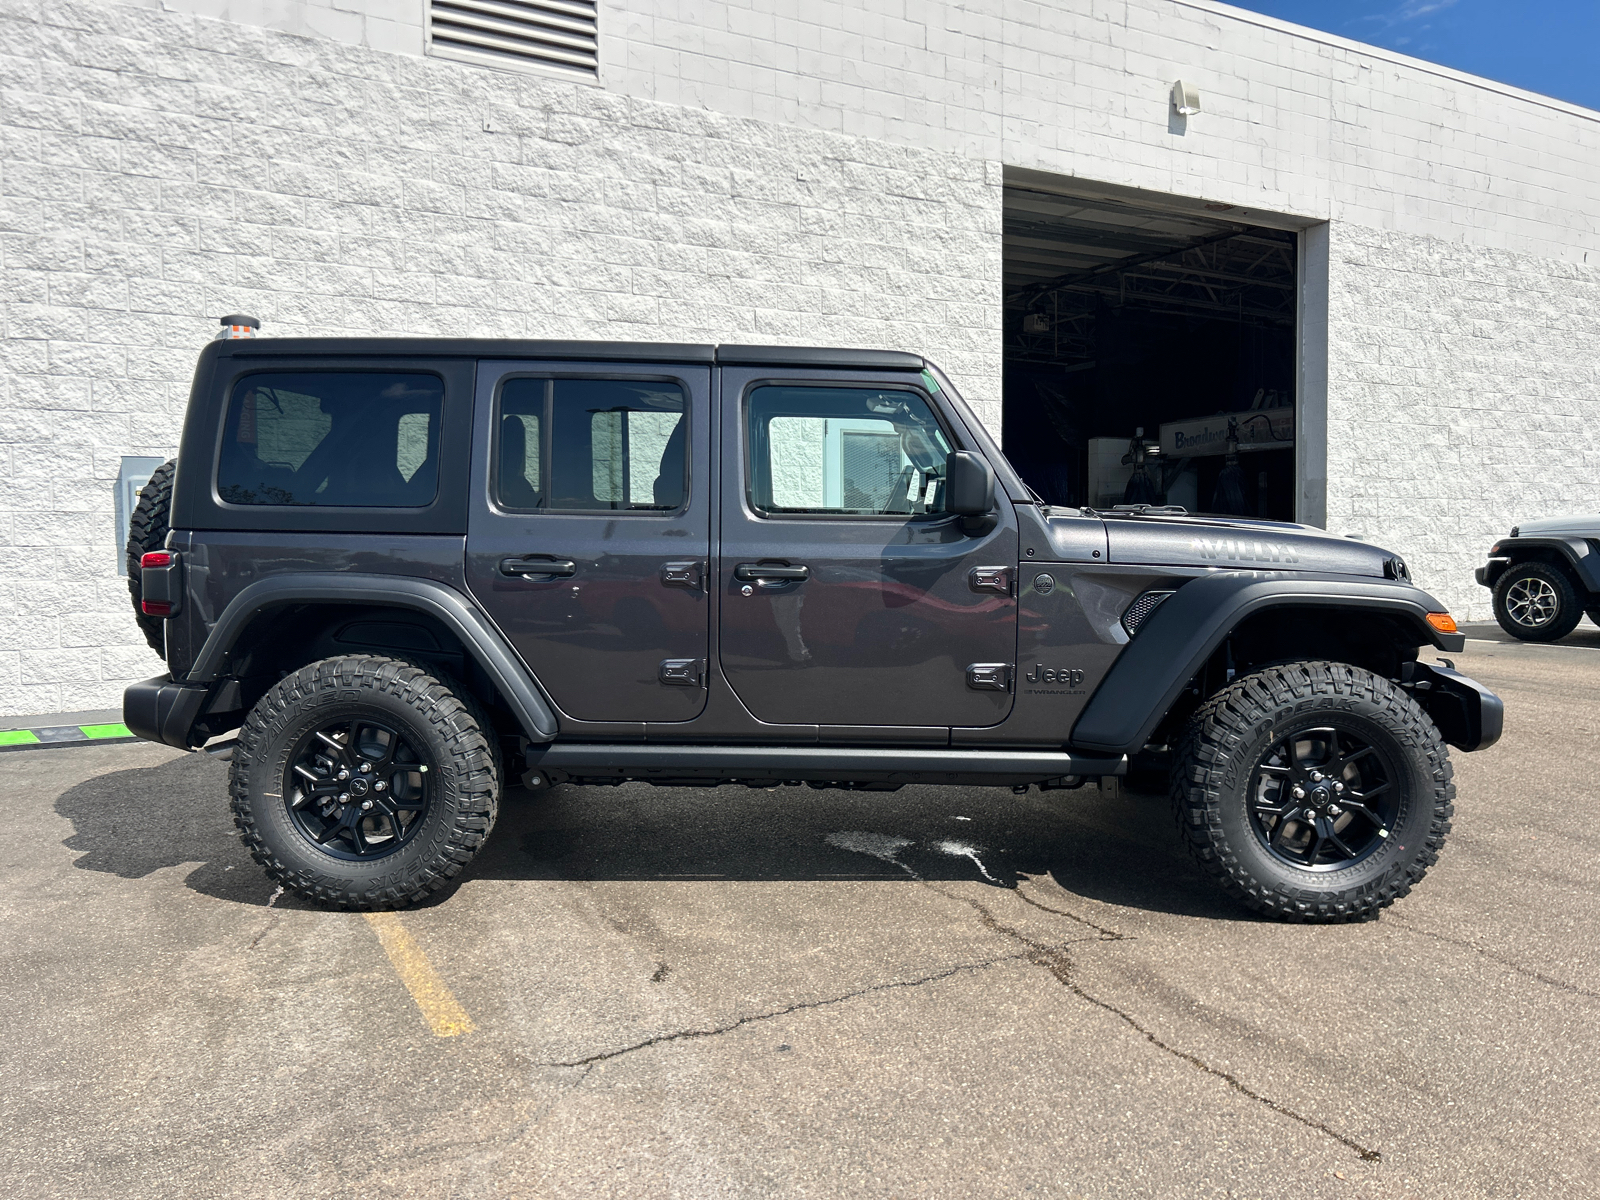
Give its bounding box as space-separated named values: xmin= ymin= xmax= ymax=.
xmin=3 ymin=631 xmax=1598 ymax=1199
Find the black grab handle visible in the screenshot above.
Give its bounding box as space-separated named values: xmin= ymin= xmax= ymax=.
xmin=500 ymin=556 xmax=577 ymax=578
xmin=734 ymin=562 xmax=809 ymax=582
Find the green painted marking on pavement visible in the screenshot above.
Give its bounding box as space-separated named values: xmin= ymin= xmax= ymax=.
xmin=0 ymin=730 xmax=41 ymax=746
xmin=80 ymin=723 xmax=133 ymax=739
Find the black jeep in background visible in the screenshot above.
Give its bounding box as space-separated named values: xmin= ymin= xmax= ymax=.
xmin=125 ymin=336 xmax=1501 ymax=922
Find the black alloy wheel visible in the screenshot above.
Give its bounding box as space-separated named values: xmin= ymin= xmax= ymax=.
xmin=231 ymin=656 xmax=501 ymax=909
xmin=1492 ymin=561 xmax=1580 ymax=642
xmin=1173 ymin=660 xmax=1453 ymax=922
xmin=285 ymin=719 xmax=432 ymax=860
xmin=1248 ymin=726 xmax=1399 ymax=871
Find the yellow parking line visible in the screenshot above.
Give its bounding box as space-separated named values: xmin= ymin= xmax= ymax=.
xmin=364 ymin=912 xmax=475 ymax=1037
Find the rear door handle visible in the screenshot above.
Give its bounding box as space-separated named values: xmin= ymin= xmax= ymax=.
xmin=500 ymin=556 xmax=577 ymax=578
xmin=734 ymin=562 xmax=809 ymax=583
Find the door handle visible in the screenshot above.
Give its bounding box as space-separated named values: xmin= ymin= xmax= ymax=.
xmin=660 ymin=561 xmax=704 ymax=589
xmin=499 ymin=556 xmax=577 ymax=578
xmin=734 ymin=562 xmax=810 ymax=583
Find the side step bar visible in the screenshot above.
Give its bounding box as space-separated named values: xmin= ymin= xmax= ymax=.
xmin=526 ymin=743 xmax=1127 ymax=789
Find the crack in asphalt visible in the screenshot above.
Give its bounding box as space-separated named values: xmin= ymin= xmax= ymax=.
xmin=542 ymin=950 xmax=1053 ymax=1069
xmin=248 ymin=888 xmax=288 ymax=950
xmin=1389 ymin=916 xmax=1600 ymax=1001
xmin=1011 ymin=878 xmax=1127 ymax=939
xmin=550 ymin=831 xmax=1382 ymax=1163
xmin=860 ymin=832 xmax=1384 ymax=1163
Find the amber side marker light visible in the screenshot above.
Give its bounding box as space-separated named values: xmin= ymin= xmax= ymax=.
xmin=1426 ymin=612 xmax=1458 ymax=633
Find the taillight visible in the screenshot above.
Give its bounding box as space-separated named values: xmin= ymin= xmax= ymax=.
xmin=141 ymin=551 xmax=173 ymax=569
xmin=1426 ymin=612 xmax=1458 ymax=633
xmin=141 ymin=600 xmax=173 ymax=617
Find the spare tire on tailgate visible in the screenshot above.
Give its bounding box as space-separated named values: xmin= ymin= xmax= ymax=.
xmin=126 ymin=459 xmax=176 ymax=657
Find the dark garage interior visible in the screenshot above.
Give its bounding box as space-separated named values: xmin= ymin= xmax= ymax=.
xmin=1002 ymin=171 xmax=1299 ymax=520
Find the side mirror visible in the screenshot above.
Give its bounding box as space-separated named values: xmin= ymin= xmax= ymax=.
xmin=945 ymin=451 xmax=996 ymax=529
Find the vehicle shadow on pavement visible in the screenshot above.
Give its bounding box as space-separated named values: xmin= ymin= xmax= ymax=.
xmin=53 ymin=751 xmax=319 ymax=909
xmin=54 ymin=753 xmax=1240 ymax=920
xmin=458 ymin=777 xmax=1242 ymax=920
xmin=1459 ymin=619 xmax=1600 ymax=648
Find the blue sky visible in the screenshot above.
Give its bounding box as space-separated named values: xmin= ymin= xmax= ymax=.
xmin=1222 ymin=1 xmax=1600 ymax=111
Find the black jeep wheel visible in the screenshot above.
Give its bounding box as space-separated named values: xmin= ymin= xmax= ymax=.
xmin=230 ymin=656 xmax=501 ymax=908
xmin=1173 ymin=661 xmax=1453 ymax=922
xmin=125 ymin=458 xmax=176 ymax=656
xmin=1492 ymin=561 xmax=1581 ymax=642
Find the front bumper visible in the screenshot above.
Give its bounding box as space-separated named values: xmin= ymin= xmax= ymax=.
xmin=1405 ymin=661 xmax=1504 ymax=752
xmin=1474 ymin=557 xmax=1509 ymax=588
xmin=123 ymin=674 xmax=210 ymax=749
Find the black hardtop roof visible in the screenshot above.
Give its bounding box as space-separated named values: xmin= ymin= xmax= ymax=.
xmin=211 ymin=338 xmax=925 ymax=370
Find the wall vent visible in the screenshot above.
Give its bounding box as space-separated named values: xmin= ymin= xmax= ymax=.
xmin=429 ymin=0 xmax=598 ymax=81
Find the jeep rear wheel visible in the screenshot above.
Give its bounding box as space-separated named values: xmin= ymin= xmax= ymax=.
xmin=230 ymin=656 xmax=501 ymax=908
xmin=1173 ymin=661 xmax=1453 ymax=923
xmin=1493 ymin=561 xmax=1581 ymax=641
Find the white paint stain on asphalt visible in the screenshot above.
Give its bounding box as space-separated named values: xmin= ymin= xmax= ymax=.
xmin=825 ymin=831 xmax=914 ymax=872
xmin=933 ymin=839 xmax=998 ymax=884
xmin=827 ymin=831 xmax=1000 ymax=885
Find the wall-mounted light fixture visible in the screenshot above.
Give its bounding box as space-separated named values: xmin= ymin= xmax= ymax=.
xmin=1171 ymin=80 xmax=1201 ymax=116
xmin=1022 ymin=312 xmax=1049 ymax=334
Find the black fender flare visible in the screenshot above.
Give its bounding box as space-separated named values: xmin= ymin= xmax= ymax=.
xmin=182 ymin=573 xmax=559 ymax=744
xmin=1480 ymin=537 xmax=1600 ymax=593
xmin=1069 ymin=571 xmax=1465 ymax=756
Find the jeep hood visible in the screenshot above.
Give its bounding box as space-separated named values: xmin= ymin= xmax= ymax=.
xmin=1082 ymin=512 xmax=1398 ymax=577
xmin=1508 ymin=514 xmax=1600 ymax=539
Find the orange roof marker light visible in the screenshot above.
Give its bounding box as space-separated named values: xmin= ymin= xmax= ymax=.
xmin=1426 ymin=612 xmax=1458 ymax=633
xmin=215 ymin=313 xmax=260 ymax=340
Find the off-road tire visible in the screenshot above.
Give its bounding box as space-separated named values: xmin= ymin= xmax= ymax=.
xmin=230 ymin=656 xmax=501 ymax=909
xmin=1492 ymin=561 xmax=1581 ymax=642
xmin=125 ymin=458 xmax=176 ymax=656
xmin=1172 ymin=660 xmax=1454 ymax=923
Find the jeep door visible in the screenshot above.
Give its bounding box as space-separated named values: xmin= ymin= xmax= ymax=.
xmin=466 ymin=358 xmax=712 ymax=724
xmin=717 ymin=366 xmax=1018 ymax=729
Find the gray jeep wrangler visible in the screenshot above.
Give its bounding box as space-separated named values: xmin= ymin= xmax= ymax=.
xmin=124 ymin=333 xmax=1501 ymax=921
xmin=1477 ymin=516 xmax=1600 ymax=641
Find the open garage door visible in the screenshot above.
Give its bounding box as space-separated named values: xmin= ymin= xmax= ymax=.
xmin=1003 ymin=170 xmax=1302 ymax=521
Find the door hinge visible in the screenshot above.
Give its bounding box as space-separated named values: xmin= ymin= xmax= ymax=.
xmin=966 ymin=663 xmax=1013 ymax=692
xmin=660 ymin=560 xmax=705 ymax=589
xmin=659 ymin=658 xmax=707 ymax=687
xmin=968 ymin=566 xmax=1012 ymax=595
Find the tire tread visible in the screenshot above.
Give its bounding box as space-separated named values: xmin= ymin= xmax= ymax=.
xmin=125 ymin=458 xmax=176 ymax=656
xmin=1171 ymin=660 xmax=1454 ymax=923
xmin=229 ymin=655 xmax=501 ymax=909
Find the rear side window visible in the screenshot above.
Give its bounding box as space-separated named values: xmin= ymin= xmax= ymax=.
xmin=218 ymin=372 xmax=443 ymax=507
xmin=496 ymin=378 xmax=687 ymax=512
xmin=746 ymin=385 xmax=953 ymax=516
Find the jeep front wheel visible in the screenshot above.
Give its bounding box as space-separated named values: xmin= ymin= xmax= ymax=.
xmin=1172 ymin=661 xmax=1453 ymax=922
xmin=1493 ymin=561 xmax=1580 ymax=641
xmin=230 ymin=656 xmax=501 ymax=908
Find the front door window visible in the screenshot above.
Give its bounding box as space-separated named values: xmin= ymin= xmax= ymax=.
xmin=746 ymin=386 xmax=953 ymax=517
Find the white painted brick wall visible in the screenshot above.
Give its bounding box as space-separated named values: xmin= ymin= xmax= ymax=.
xmin=118 ymin=0 xmax=425 ymax=56
xmin=104 ymin=0 xmax=1600 ymax=269
xmin=604 ymin=0 xmax=1600 ymax=267
xmin=1325 ymin=224 xmax=1600 ymax=621
xmin=0 ymin=0 xmax=999 ymax=715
